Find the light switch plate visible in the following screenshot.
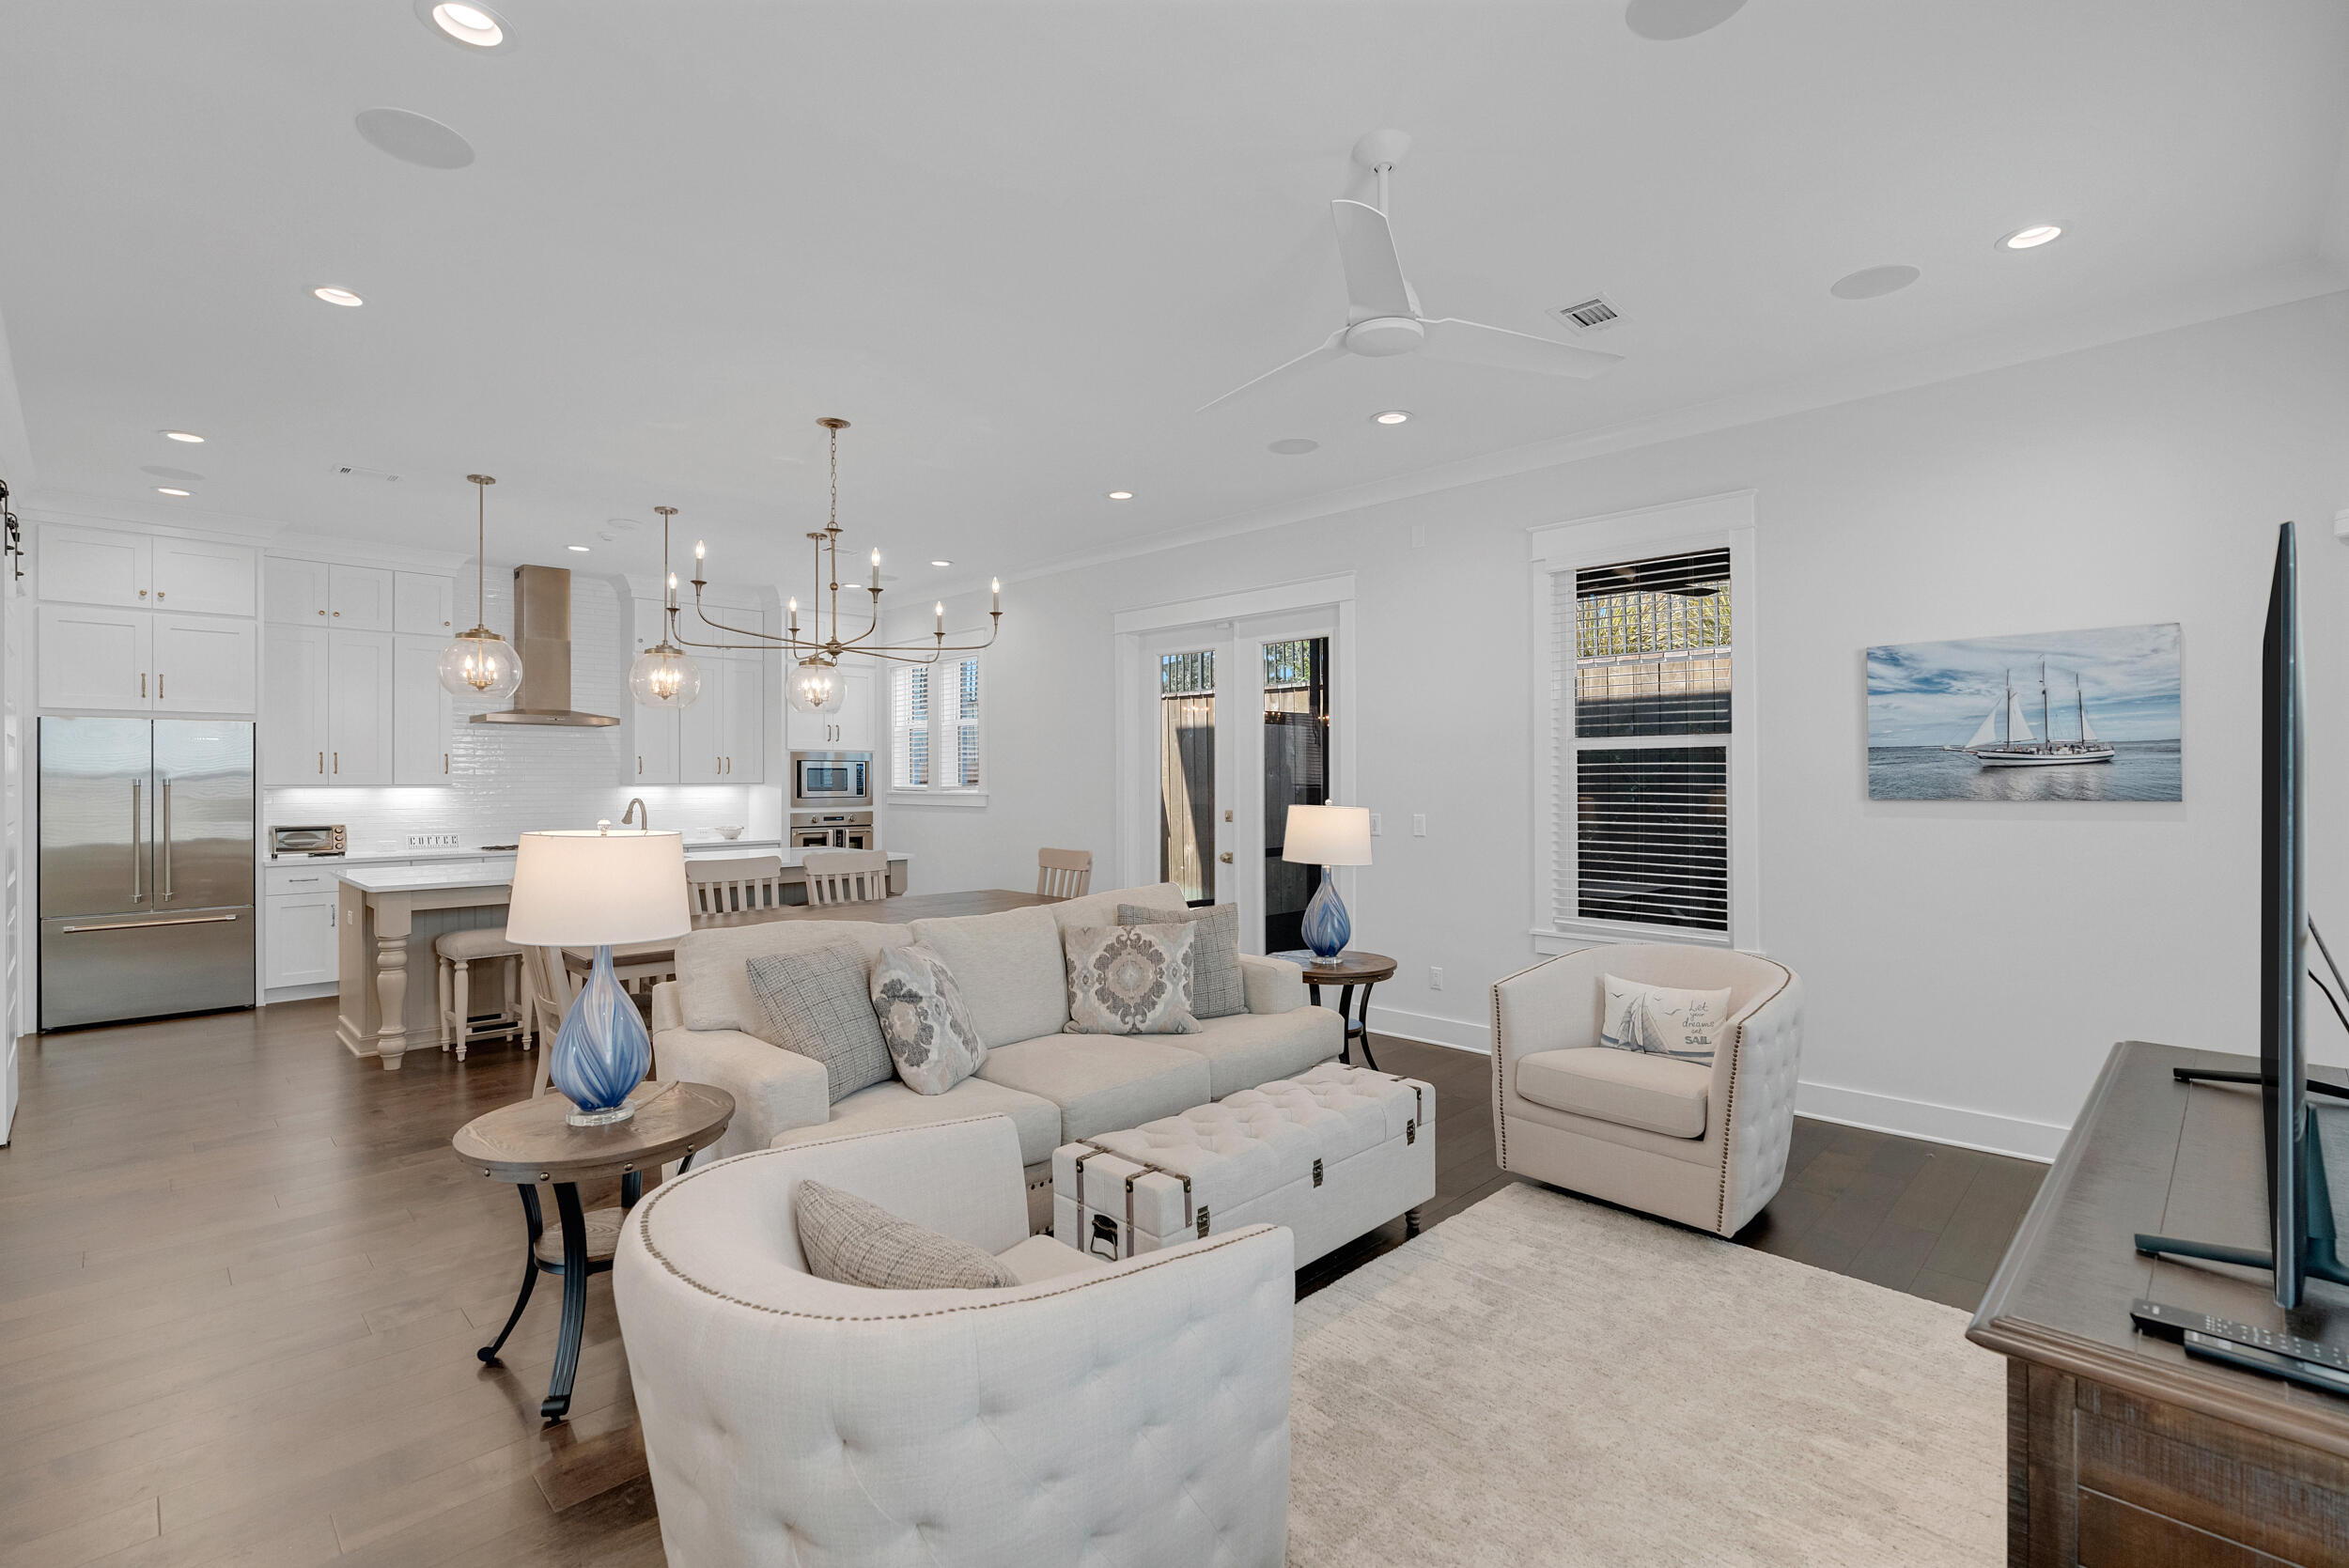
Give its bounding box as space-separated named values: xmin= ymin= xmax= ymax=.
xmin=404 ymin=832 xmax=459 ymax=849
xmin=1429 ymin=966 xmax=1443 ymax=990
xmin=1369 ymin=813 xmax=1383 ymax=836
xmin=1412 ymin=814 xmax=1427 ymax=837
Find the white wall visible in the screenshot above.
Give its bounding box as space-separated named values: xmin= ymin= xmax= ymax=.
xmin=886 ymin=290 xmax=2349 ymax=1158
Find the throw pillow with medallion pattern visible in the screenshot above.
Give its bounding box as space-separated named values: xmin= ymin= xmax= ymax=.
xmin=868 ymin=942 xmax=988 ymax=1094
xmin=1062 ymin=922 xmax=1201 ymax=1035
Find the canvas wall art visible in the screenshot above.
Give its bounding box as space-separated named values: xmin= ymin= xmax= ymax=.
xmin=1866 ymin=622 xmax=2182 ymax=801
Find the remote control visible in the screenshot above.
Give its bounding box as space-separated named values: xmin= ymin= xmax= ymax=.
xmin=2183 ymin=1331 xmax=2349 ymax=1399
xmin=2130 ymin=1298 xmax=2349 ymax=1372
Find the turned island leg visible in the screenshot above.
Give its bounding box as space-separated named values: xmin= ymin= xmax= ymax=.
xmin=374 ymin=895 xmax=412 ymax=1070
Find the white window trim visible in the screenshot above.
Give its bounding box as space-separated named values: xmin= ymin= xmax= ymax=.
xmin=1529 ymin=490 xmax=1760 ymax=956
xmin=885 ymin=654 xmax=989 ymax=808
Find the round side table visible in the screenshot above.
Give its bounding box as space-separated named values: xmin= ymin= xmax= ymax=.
xmin=1276 ymin=950 xmax=1397 ymax=1071
xmin=451 ymin=1079 xmax=734 ymax=1421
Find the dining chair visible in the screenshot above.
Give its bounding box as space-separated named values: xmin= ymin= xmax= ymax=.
xmin=686 ymin=854 xmax=786 ymax=924
xmin=802 ymin=847 xmax=890 ymax=907
xmin=1037 ymin=847 xmax=1093 ymax=900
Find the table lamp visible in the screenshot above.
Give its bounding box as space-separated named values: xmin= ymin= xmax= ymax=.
xmin=1283 ymin=804 xmax=1372 ymax=960
xmin=506 ymin=824 xmax=691 ymax=1126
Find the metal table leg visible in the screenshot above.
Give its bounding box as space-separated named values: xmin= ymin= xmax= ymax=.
xmin=477 ymin=1185 xmax=543 ymax=1365
xmin=1351 ymin=982 xmax=1380 ymax=1070
xmin=541 ymin=1182 xmax=590 ymax=1422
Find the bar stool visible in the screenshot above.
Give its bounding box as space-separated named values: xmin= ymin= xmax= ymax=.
xmin=435 ymin=927 xmax=528 ymax=1062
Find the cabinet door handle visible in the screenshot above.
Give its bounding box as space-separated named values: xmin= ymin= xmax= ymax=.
xmin=318 ymin=751 xmax=323 ymax=774
xmin=333 ymin=610 xmax=340 ymax=617
xmin=327 ymin=907 xmax=335 ymax=930
xmin=158 ymin=673 xmax=164 ymax=699
xmin=139 ymin=588 xmax=148 ymax=598
xmin=443 ymin=752 xmax=449 ymax=774
xmin=637 ymin=755 xmax=643 ymax=776
xmin=130 ymin=781 xmax=142 ymax=902
xmin=317 ymin=609 xmax=325 ymax=617
xmin=141 ymin=673 xmax=147 ymax=698
xmin=160 ymin=777 xmax=173 ymax=902
xmin=333 ymin=751 xmax=338 ymax=775
xmin=156 ymin=591 xmax=164 ymax=601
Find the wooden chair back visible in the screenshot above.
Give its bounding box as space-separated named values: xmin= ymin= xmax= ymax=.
xmin=1036 ymin=847 xmax=1093 ymax=900
xmin=803 ymin=848 xmax=890 ymax=908
xmin=521 ymin=945 xmax=568 ymax=1098
xmin=687 ymin=854 xmax=787 ymax=924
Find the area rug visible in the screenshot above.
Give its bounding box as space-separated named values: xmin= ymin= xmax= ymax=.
xmin=1286 ymin=1181 xmax=2004 ymax=1566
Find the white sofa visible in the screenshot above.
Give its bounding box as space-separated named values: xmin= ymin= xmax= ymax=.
xmin=650 ymin=880 xmax=1344 ymax=1227
xmin=613 ymin=1115 xmax=1294 ymax=1568
xmin=1491 ymin=943 xmax=1803 ymax=1236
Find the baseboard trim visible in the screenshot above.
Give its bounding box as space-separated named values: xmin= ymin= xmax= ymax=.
xmin=264 ymin=983 xmax=338 ymax=1006
xmin=1363 ymin=1005 xmax=2066 ymax=1162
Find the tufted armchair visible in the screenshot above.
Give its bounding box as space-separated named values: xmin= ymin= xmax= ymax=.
xmin=612 ymin=1115 xmax=1295 ymax=1568
xmin=1491 ymin=944 xmax=1802 ymax=1237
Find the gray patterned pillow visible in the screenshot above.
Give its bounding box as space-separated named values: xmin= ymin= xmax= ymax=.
xmin=793 ymin=1181 xmax=1013 ymax=1290
xmin=744 ymin=944 xmax=894 ymax=1104
xmin=869 ymin=943 xmax=988 ymax=1094
xmin=1062 ymin=923 xmax=1201 ymax=1035
xmin=1118 ymin=902 xmax=1244 ymax=1017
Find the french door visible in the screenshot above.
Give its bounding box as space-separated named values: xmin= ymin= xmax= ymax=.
xmin=1140 ymin=609 xmax=1334 ymax=955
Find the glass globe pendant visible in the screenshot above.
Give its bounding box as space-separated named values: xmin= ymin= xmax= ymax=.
xmin=630 ymin=506 xmax=701 ymax=709
xmin=439 ymin=474 xmax=524 ymax=700
xmin=786 ymin=655 xmax=845 ymax=714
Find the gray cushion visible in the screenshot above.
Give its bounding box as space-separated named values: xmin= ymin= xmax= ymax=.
xmin=909 ymin=905 xmax=1068 ymax=1048
xmin=676 ymin=918 xmax=912 ymax=1034
xmin=1046 ymin=881 xmax=1188 ymax=933
xmin=870 ymin=943 xmax=988 ymax=1094
xmin=1175 ymin=1006 xmax=1346 ymax=1098
xmin=1118 ymin=902 xmax=1245 ymax=1018
xmin=1063 ymin=923 xmax=1201 ymax=1035
xmin=744 ymin=944 xmax=894 ymax=1105
xmin=770 ymin=1076 xmax=1066 ymax=1167
xmin=975 ymin=1033 xmax=1213 ymax=1143
xmin=1517 ymin=1047 xmax=1711 ymax=1139
xmin=793 ymin=1181 xmax=1013 ymax=1290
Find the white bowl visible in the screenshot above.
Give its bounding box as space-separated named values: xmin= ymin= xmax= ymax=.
xmin=712 ymin=825 xmax=744 ymax=840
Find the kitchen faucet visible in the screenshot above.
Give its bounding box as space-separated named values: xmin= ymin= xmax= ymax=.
xmin=622 ymin=798 xmax=649 ymax=833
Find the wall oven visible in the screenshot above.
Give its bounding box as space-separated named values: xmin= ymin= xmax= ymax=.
xmin=791 ymin=811 xmax=874 ymax=850
xmin=790 ymin=751 xmax=871 ymax=810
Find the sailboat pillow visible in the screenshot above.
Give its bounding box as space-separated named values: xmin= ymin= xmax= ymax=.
xmin=1599 ymin=975 xmax=1734 ymax=1067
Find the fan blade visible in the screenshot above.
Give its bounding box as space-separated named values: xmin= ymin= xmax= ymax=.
xmin=1330 ymin=200 xmax=1415 ymax=319
xmin=1196 ymin=329 xmax=1348 ymax=412
xmin=1420 ymin=318 xmax=1623 ymax=379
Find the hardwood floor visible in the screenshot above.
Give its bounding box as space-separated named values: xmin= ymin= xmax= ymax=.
xmin=0 ymin=1004 xmax=2043 ymax=1565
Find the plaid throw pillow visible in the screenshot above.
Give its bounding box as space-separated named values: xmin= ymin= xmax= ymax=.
xmin=744 ymin=944 xmax=894 ymax=1104
xmin=1117 ymin=902 xmax=1245 ymax=1017
xmin=793 ymin=1180 xmax=1014 ymax=1290
xmin=1062 ymin=922 xmax=1201 ymax=1035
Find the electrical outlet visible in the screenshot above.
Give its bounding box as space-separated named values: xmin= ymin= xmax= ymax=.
xmin=1369 ymin=813 xmax=1383 ymax=836
xmin=1429 ymin=966 xmax=1443 ymax=990
xmin=1412 ymin=814 xmax=1427 ymax=837
xmin=404 ymin=832 xmax=459 ymax=849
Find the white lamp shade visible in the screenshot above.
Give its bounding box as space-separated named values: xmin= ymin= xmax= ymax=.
xmin=505 ymin=829 xmax=692 ymax=946
xmin=1283 ymin=804 xmax=1372 ymax=866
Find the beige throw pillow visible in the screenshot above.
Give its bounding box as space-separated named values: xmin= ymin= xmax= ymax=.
xmin=1062 ymin=923 xmax=1201 ymax=1035
xmin=1600 ymin=974 xmax=1733 ymax=1066
xmin=793 ymin=1181 xmax=1013 ymax=1290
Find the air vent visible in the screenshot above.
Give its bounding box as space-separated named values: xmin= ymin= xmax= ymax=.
xmin=333 ymin=464 xmax=403 ymax=483
xmin=1550 ymin=296 xmax=1620 ymax=333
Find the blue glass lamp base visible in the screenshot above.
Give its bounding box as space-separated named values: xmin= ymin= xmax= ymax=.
xmin=549 ymin=944 xmax=652 ymax=1127
xmin=1300 ymin=871 xmax=1350 ymax=960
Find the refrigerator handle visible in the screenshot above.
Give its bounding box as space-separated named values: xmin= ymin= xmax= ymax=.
xmin=130 ymin=780 xmax=143 ymax=903
xmin=161 ymin=775 xmax=173 ymax=903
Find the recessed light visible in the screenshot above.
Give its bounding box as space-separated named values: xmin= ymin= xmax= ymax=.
xmin=1268 ymin=438 xmax=1319 ymax=456
xmin=155 ymin=488 xmax=190 ymax=497
xmin=567 ymin=544 xmax=591 ymax=552
xmin=353 ymin=108 xmax=475 ymax=171
xmin=1373 ymin=410 xmax=1410 ymax=426
xmin=930 ymin=559 xmax=954 ymax=567
xmin=1625 ymin=0 xmax=1747 ymax=40
xmin=313 ymin=287 xmax=364 ymax=307
xmin=1999 ymin=224 xmax=2064 ymax=251
xmin=425 ymin=1 xmax=506 ymax=48
xmin=163 ymin=430 xmax=204 ymax=443
xmin=1107 ymin=490 xmax=1134 ymax=501
xmin=1828 ymin=265 xmax=1921 ymax=301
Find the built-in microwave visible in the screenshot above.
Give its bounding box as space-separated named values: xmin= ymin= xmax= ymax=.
xmin=790 ymin=751 xmax=871 ymax=810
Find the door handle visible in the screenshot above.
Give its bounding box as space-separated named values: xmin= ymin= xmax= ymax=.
xmin=161 ymin=776 xmax=173 ymax=903
xmin=62 ymin=912 xmax=239 ymax=934
xmin=1219 ymin=851 xmax=1234 ymax=864
xmin=130 ymin=780 xmax=143 ymax=902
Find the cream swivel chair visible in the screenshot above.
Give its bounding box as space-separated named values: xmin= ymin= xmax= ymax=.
xmin=1491 ymin=943 xmax=1803 ymax=1237
xmin=613 ymin=1115 xmax=1295 ymax=1567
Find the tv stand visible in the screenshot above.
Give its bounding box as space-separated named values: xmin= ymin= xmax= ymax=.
xmin=2167 ymin=1064 xmax=2349 ymax=1100
xmin=2135 ymin=1099 xmax=2349 ymax=1290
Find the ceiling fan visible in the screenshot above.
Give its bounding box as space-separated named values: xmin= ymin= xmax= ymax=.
xmin=1201 ymin=130 xmax=1625 ymax=412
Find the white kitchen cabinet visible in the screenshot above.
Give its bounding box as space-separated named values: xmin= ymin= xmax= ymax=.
xmin=261 ymin=624 xmax=330 ymax=782
xmin=37 ymin=604 xmax=152 ymax=709
xmin=725 ymin=656 xmax=766 ymax=781
xmin=677 ymin=666 xmax=725 ymax=784
xmin=265 ymin=557 xmax=332 ymax=625
xmin=785 ymin=660 xmax=869 ymax=752
xmin=151 ymin=537 xmax=257 ymax=617
xmin=38 ymin=525 xmax=149 ymax=609
xmin=265 ymin=890 xmax=339 ymax=988
xmin=395 ymin=573 xmax=454 ymax=637
xmin=627 ymin=706 xmax=680 ymax=784
xmin=327 ymin=631 xmax=393 ymax=784
xmin=392 ymin=635 xmax=452 ymax=785
xmin=329 ymin=566 xmax=394 ymax=631
xmin=151 ymin=614 xmax=257 ymax=714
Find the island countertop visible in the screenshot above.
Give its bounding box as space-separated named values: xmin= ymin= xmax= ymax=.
xmin=334 ymin=850 xmax=911 ymax=894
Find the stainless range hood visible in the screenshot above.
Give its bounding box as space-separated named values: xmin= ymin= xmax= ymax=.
xmin=469 ymin=564 xmax=619 ymax=727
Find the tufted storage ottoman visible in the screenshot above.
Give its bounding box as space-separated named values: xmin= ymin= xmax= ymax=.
xmin=1052 ymin=1062 xmax=1434 ymax=1267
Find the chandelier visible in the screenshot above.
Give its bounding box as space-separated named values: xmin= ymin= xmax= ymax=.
xmin=675 ymin=417 xmax=1001 ymax=714
xmin=627 ymin=505 xmax=702 ymax=710
xmin=438 ymin=474 xmax=523 ymax=699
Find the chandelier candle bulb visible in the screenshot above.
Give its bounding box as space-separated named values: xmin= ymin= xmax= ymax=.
xmin=992 ymin=578 xmax=1001 ymax=613
xmin=869 ymin=549 xmax=880 ymax=591
xmin=935 ymin=601 xmax=944 ymax=635
xmin=787 ymin=598 xmax=799 ymax=633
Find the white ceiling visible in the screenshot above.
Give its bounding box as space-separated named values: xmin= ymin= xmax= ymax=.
xmin=4 ymin=1 xmax=2346 ymax=591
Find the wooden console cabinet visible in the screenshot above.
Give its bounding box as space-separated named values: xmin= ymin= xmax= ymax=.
xmin=1970 ymin=1040 xmax=2349 ymax=1565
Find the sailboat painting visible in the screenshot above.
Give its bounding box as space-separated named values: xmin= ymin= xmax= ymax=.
xmin=1867 ymin=622 xmax=2182 ymax=801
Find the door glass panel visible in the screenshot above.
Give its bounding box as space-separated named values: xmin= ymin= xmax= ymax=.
xmin=1261 ymin=636 xmax=1329 ymax=953
xmin=1159 ymin=651 xmax=1215 ymax=906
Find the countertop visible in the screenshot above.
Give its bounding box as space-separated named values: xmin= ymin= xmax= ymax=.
xmin=278 ymin=835 xmax=784 ymax=869
xmin=334 ymin=847 xmax=908 ymax=895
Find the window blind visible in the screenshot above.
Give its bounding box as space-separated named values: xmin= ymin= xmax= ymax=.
xmin=951 ymin=657 xmax=979 ymax=788
xmin=1556 ymin=547 xmax=1733 ymax=934
xmin=893 ymin=665 xmax=929 ymax=788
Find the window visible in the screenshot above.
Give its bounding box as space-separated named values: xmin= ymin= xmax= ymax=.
xmin=890 ymin=656 xmax=982 ymax=801
xmin=1531 ymin=494 xmax=1757 ymax=952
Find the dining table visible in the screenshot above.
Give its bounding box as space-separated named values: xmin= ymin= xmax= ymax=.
xmin=558 ymin=887 xmax=1056 ymax=985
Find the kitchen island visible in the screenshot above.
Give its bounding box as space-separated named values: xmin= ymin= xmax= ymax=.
xmin=334 ymin=850 xmax=912 ymax=1067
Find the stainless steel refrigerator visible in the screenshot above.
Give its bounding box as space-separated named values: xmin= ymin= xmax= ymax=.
xmin=39 ymin=718 xmax=256 ymax=1030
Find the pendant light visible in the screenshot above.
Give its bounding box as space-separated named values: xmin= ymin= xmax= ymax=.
xmin=438 ymin=474 xmax=524 ymax=699
xmin=628 ymin=505 xmax=702 ymax=709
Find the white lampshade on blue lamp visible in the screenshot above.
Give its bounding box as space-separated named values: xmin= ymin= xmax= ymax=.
xmin=1283 ymin=804 xmax=1372 ymax=960
xmin=506 ymin=825 xmax=691 ymax=1126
